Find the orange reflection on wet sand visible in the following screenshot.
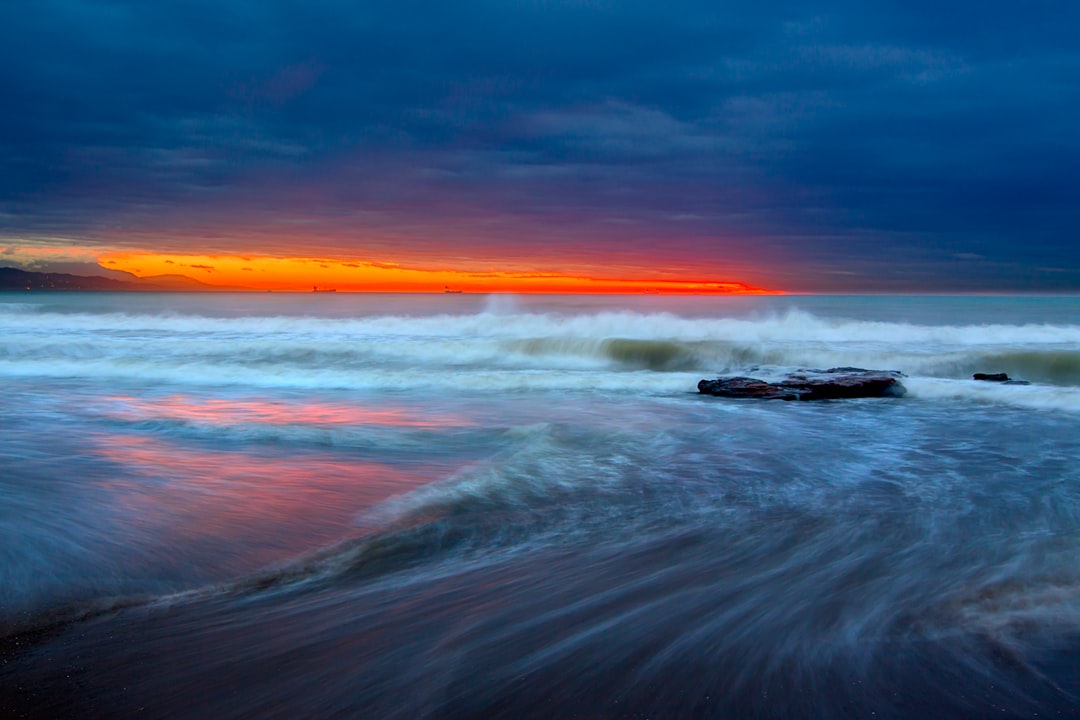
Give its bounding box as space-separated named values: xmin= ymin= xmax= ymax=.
xmin=100 ymin=395 xmax=467 ymax=429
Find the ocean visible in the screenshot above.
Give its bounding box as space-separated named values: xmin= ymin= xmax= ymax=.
xmin=2 ymin=292 xmax=1079 ymax=719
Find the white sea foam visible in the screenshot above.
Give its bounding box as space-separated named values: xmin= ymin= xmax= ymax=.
xmin=3 ymin=304 xmax=1080 ymax=343
xmin=904 ymin=377 xmax=1080 ymax=413
xmin=1 ymin=303 xmax=1077 ymax=399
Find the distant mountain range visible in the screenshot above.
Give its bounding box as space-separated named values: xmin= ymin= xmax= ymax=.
xmin=0 ymin=267 xmax=244 ymax=291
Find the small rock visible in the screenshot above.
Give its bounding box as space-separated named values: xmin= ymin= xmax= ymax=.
xmin=973 ymin=372 xmax=1031 ymax=385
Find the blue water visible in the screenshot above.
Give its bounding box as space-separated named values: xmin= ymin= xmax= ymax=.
xmin=2 ymin=292 xmax=1080 ymax=719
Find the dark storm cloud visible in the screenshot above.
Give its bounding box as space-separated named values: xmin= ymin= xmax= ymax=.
xmin=1 ymin=0 xmax=1077 ymax=290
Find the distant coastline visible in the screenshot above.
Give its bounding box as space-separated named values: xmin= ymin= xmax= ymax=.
xmin=0 ymin=267 xmax=245 ymax=292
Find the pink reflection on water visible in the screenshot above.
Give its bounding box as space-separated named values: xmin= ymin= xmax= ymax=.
xmin=91 ymin=433 xmax=454 ymax=575
xmin=98 ymin=394 xmax=468 ymax=429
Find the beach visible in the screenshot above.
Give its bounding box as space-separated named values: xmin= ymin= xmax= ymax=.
xmin=2 ymin=292 xmax=1080 ymax=719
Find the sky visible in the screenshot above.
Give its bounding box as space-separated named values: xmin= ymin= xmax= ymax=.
xmin=1 ymin=0 xmax=1078 ymax=292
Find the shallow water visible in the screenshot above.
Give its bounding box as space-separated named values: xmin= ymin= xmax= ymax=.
xmin=2 ymin=292 xmax=1079 ymax=718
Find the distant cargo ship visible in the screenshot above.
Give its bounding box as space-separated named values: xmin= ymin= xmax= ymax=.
xmin=444 ymin=286 xmax=463 ymax=293
xmin=313 ymin=285 xmax=337 ymax=292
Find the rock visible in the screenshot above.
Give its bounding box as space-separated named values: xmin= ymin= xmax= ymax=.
xmin=973 ymin=372 xmax=1031 ymax=385
xmin=783 ymin=372 xmax=907 ymax=400
xmin=698 ymin=369 xmax=906 ymax=401
xmin=696 ymin=376 xmax=802 ymax=401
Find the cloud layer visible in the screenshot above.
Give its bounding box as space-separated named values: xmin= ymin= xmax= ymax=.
xmin=2 ymin=0 xmax=1078 ymax=290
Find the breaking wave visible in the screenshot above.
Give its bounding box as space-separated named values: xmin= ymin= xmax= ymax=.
xmin=1 ymin=305 xmax=1078 ymax=389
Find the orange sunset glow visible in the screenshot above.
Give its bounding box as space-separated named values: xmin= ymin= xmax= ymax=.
xmin=99 ymin=251 xmax=782 ymax=294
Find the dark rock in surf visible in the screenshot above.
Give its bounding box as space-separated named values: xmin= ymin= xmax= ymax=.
xmin=973 ymin=372 xmax=1031 ymax=385
xmin=696 ymin=376 xmax=803 ymax=401
xmin=698 ymin=368 xmax=906 ymax=401
xmin=787 ymin=371 xmax=907 ymax=400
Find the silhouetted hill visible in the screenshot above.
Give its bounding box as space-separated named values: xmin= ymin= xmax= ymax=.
xmin=0 ymin=267 xmax=240 ymax=291
xmin=0 ymin=267 xmax=137 ymax=290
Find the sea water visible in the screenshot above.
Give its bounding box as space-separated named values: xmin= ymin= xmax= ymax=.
xmin=1 ymin=292 xmax=1079 ymax=719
